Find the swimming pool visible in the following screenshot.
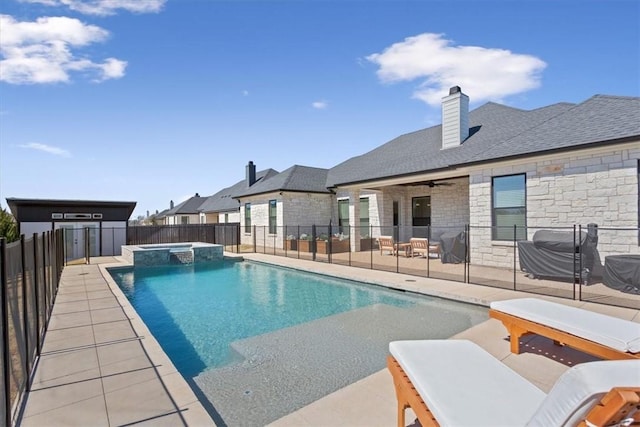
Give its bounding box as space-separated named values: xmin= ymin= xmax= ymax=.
xmin=109 ymin=260 xmax=488 ymax=426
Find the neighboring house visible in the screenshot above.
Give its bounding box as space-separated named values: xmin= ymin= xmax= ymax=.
xmin=326 ymin=87 xmax=640 ymax=266
xmin=198 ymin=162 xmax=279 ymax=224
xmin=233 ymin=163 xmax=333 ymax=248
xmin=6 ymin=198 xmax=136 ymax=258
xmin=164 ymin=193 xmax=206 ymax=225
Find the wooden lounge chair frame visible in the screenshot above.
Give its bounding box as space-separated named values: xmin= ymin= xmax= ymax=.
xmin=387 ymin=355 xmax=640 ymax=427
xmin=489 ymin=308 xmax=640 ymax=360
xmin=378 ymin=236 xmax=395 ymax=256
xmin=409 ymin=238 xmax=440 ymax=259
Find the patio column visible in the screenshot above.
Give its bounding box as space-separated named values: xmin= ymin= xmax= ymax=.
xmin=349 ymin=190 xmax=361 ymax=252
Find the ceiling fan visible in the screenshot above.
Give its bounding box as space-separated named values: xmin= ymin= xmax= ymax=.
xmin=426 ymin=180 xmax=454 ymax=187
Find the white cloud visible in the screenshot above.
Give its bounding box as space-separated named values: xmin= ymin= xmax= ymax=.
xmin=19 ymin=142 xmax=71 ymax=157
xmin=367 ymin=33 xmax=546 ymax=106
xmin=0 ymin=15 xmax=127 ymax=84
xmin=18 ymin=0 xmax=166 ymax=16
xmin=312 ymin=100 xmax=328 ymax=109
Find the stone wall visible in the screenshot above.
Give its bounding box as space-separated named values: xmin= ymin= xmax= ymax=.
xmin=469 ymin=145 xmax=640 ymax=268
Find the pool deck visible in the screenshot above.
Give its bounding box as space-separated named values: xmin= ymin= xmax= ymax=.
xmin=17 ymin=253 xmax=640 ymax=426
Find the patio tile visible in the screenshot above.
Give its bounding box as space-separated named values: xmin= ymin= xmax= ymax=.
xmin=96 ymin=339 xmax=154 ymax=376
xmin=86 ymin=290 xmax=115 ymax=300
xmin=53 ymin=292 xmax=88 ymax=303
xmin=93 ymin=319 xmax=138 ymax=344
xmin=20 ymin=395 xmax=108 ymax=427
xmin=40 ymin=325 xmax=95 ymax=352
xmin=31 ymin=347 xmax=100 ymax=389
xmin=50 ymin=299 xmax=89 ymax=315
xmin=104 ymin=376 xmax=178 ymax=427
xmin=20 ymin=378 xmax=104 ymax=415
xmin=47 ymin=310 xmax=93 ymax=330
xmin=90 ymin=306 xmax=128 ymax=324
xmin=88 ymin=296 xmax=120 ymax=310
xmin=101 ymin=365 xmax=159 ymax=394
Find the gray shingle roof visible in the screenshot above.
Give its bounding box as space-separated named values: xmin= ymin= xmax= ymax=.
xmin=327 ymin=95 xmax=640 ymax=187
xmin=198 ymin=169 xmax=279 ymax=213
xmin=165 ymin=195 xmax=207 ymax=215
xmin=233 ymin=165 xmax=332 ymax=198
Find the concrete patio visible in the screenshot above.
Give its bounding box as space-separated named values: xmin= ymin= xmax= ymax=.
xmin=17 ymin=253 xmax=640 ymax=426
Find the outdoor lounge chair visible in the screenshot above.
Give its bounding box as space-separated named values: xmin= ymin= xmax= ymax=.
xmin=409 ymin=238 xmax=440 ymax=258
xmin=378 ymin=235 xmax=395 ymax=255
xmin=489 ymin=298 xmax=640 ymax=360
xmin=388 ymin=339 xmax=640 ymax=427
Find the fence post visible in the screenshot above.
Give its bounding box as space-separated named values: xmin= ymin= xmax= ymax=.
xmin=33 ymin=233 xmax=41 ymax=356
xmin=253 ymin=225 xmax=256 ymax=253
xmin=20 ymin=234 xmax=31 ymax=392
xmin=394 ymin=226 xmax=399 ymax=273
xmin=311 ymin=225 xmax=317 ymax=261
xmin=578 ymin=224 xmax=583 ymax=301
xmin=328 ymin=221 xmax=332 ymax=263
xmin=42 ymin=232 xmax=48 ymax=325
xmin=572 ymin=224 xmax=577 ymax=301
xmin=1 ymin=238 xmax=11 ymax=427
xmin=85 ymin=227 xmax=90 ymax=264
xmin=513 ymin=224 xmax=517 ymax=291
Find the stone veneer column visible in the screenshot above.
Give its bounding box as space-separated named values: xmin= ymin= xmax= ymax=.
xmin=349 ymin=189 xmax=361 ymax=251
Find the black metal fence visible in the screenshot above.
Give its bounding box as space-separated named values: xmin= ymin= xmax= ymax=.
xmin=126 ymin=224 xmax=240 ymax=251
xmin=246 ymin=224 xmax=640 ymax=310
xmin=0 ymin=230 xmax=64 ymax=426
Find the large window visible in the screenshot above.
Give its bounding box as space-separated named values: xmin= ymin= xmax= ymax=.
xmin=337 ymin=198 xmax=369 ymax=235
xmin=492 ymin=174 xmax=526 ymax=240
xmin=181 ymin=216 xmax=189 ymax=225
xmin=244 ymin=203 xmax=251 ymax=233
xmin=360 ymin=198 xmax=370 ymax=234
xmin=269 ymin=199 xmax=277 ymax=234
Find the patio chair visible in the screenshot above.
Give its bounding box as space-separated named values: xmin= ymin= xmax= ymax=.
xmin=409 ymin=238 xmax=440 ymax=259
xmin=489 ymin=298 xmax=640 ymax=360
xmin=388 ymin=339 xmax=640 ymax=427
xmin=378 ymin=235 xmax=395 ymax=255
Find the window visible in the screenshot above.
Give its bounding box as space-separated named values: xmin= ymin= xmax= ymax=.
xmin=338 ymin=199 xmax=349 ymax=233
xmin=359 ymin=198 xmax=370 ymax=234
xmin=181 ymin=216 xmax=189 ymax=225
xmin=492 ymin=174 xmax=526 ymax=240
xmin=393 ymin=201 xmax=399 ymax=226
xmin=269 ymin=199 xmax=277 ymax=234
xmin=244 ymin=203 xmax=251 ymax=233
xmin=224 ymin=213 xmax=229 ymax=223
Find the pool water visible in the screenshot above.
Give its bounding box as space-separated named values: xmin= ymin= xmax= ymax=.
xmin=109 ymin=260 xmax=488 ymax=426
xmin=111 ymin=260 xmax=420 ymax=375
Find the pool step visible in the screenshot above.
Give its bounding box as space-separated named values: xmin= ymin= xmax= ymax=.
xmin=169 ymin=250 xmax=194 ymax=264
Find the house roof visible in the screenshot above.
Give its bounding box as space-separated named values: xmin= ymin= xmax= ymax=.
xmin=164 ymin=194 xmax=207 ymax=215
xmin=198 ymin=169 xmax=279 ymax=213
xmin=233 ymin=165 xmax=332 ymax=198
xmin=6 ymin=198 xmax=137 ymax=221
xmin=326 ymin=95 xmax=640 ymax=187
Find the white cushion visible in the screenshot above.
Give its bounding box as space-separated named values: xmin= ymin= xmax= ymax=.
xmin=491 ymin=298 xmax=640 ymax=353
xmin=527 ymin=359 xmax=640 ymax=426
xmin=390 ymin=340 xmax=546 ymax=427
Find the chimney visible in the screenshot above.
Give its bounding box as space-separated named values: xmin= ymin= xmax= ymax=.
xmin=146 ymin=210 xmax=149 ymax=217
xmin=195 ymin=193 xmax=200 ymax=197
xmin=246 ymin=161 xmax=256 ymax=187
xmin=441 ymin=86 xmax=469 ymax=149
xmin=170 ymin=200 xmax=174 ymax=209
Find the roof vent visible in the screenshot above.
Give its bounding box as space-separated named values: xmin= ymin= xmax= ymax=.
xmin=441 ymin=86 xmax=469 ymax=149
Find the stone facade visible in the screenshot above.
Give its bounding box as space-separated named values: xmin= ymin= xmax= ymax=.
xmin=469 ymin=145 xmax=640 ymax=268
xmin=239 ymin=192 xmax=334 ymax=247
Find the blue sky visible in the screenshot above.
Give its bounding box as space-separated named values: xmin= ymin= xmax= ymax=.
xmin=1 ymin=0 xmax=639 ymax=219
